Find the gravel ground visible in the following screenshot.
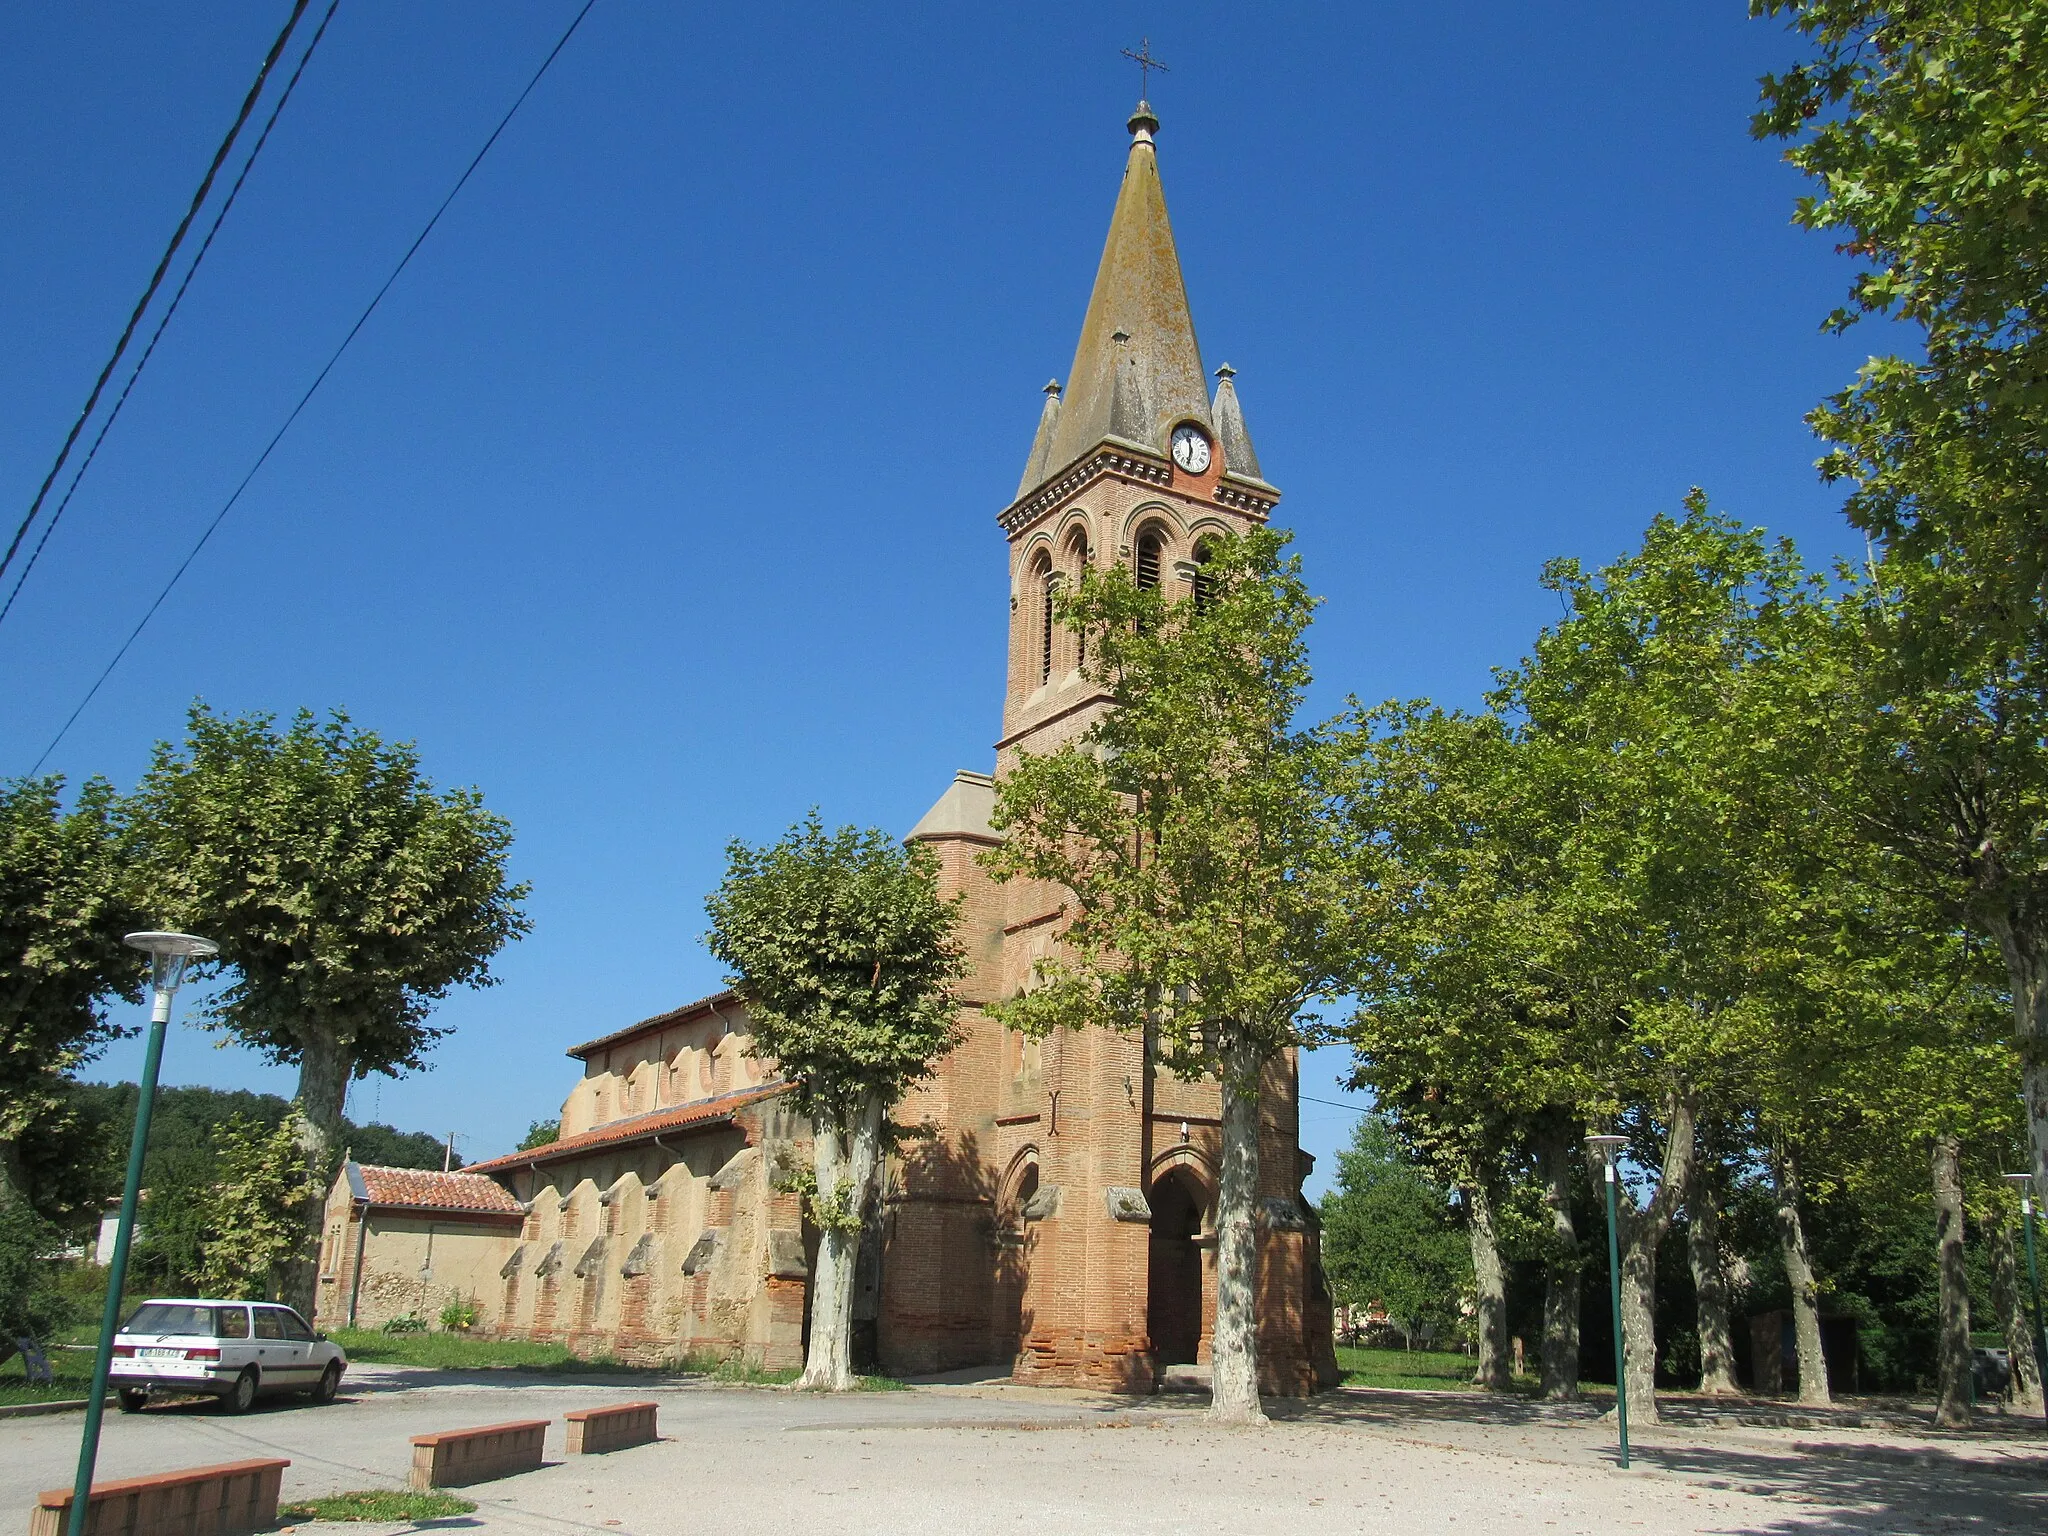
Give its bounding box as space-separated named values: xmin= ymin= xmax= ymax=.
xmin=5 ymin=1365 xmax=2042 ymax=1536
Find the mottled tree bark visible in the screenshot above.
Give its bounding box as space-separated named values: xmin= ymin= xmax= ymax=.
xmin=1210 ymin=1035 xmax=1266 ymax=1424
xmin=1770 ymin=1137 xmax=1831 ymax=1406
xmin=1614 ymin=1093 xmax=1694 ymax=1427
xmin=1688 ymin=1165 xmax=1739 ymax=1396
xmin=1979 ymin=913 xmax=2048 ymax=1222
xmin=1467 ymin=1179 xmax=1510 ymax=1390
xmin=1932 ymin=1133 xmax=1973 ymax=1427
xmin=799 ymin=1092 xmax=884 ymax=1391
xmin=0 ymin=1134 xmax=29 ymax=1212
xmin=282 ymin=1025 xmax=356 ymax=1316
xmin=1990 ymin=1217 xmax=2044 ymax=1412
xmin=1537 ymin=1118 xmax=1582 ymax=1400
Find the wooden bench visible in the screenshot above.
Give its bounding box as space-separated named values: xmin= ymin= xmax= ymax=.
xmin=564 ymin=1401 xmax=659 ymax=1455
xmin=32 ymin=1458 xmax=288 ymax=1536
xmin=408 ymin=1419 xmax=548 ymax=1489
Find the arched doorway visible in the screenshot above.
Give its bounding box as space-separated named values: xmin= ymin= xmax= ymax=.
xmin=1147 ymin=1167 xmax=1207 ymax=1365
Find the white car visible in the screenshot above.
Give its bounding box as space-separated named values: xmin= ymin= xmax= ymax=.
xmin=109 ymin=1298 xmax=347 ymax=1413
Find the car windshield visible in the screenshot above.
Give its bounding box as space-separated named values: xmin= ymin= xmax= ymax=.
xmin=122 ymin=1303 xmax=227 ymax=1337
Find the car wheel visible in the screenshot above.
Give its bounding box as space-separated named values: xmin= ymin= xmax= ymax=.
xmin=220 ymin=1368 xmax=258 ymax=1415
xmin=117 ymin=1388 xmax=148 ymax=1413
xmin=309 ymin=1362 xmax=342 ymax=1403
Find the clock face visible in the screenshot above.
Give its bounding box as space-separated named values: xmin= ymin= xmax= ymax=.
xmin=1170 ymin=423 xmax=1212 ymax=474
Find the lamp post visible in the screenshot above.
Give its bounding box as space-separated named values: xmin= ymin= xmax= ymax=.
xmin=1587 ymin=1133 xmax=1631 ymax=1469
xmin=68 ymin=932 xmax=216 ymax=1536
xmin=2002 ymin=1171 xmax=2048 ymax=1424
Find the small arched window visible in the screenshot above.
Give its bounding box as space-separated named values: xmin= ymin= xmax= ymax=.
xmin=1135 ymin=527 xmax=1165 ymax=591
xmin=1064 ymin=530 xmax=1090 ymax=668
xmin=1032 ymin=552 xmax=1056 ymax=685
xmin=1191 ymin=541 xmax=1217 ymax=614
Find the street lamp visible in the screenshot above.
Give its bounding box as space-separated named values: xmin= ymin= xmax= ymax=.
xmin=67 ymin=932 xmax=216 ymax=1536
xmin=1587 ymin=1132 xmax=1631 ymax=1469
xmin=2001 ymin=1171 xmax=2048 ymax=1425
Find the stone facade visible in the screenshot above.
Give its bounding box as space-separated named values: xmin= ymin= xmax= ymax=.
xmin=315 ymin=996 xmax=814 ymax=1371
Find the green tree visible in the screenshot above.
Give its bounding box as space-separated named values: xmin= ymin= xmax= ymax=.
xmin=0 ymin=776 xmax=142 ymax=1212
xmin=128 ymin=705 xmax=531 ymax=1314
xmin=197 ymin=1111 xmax=326 ymax=1301
xmin=0 ymin=1200 xmax=79 ymax=1361
xmin=515 ymin=1119 xmax=559 ymax=1152
xmin=986 ymin=529 xmax=1355 ymax=1423
xmin=1756 ymin=0 xmax=2048 ymax=1202
xmin=1319 ymin=1114 xmax=1473 ymax=1350
xmin=704 ymin=815 xmax=965 ymax=1390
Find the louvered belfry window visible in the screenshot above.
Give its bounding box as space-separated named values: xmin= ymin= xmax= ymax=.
xmin=1066 ymin=532 xmax=1090 ymax=669
xmin=1135 ymin=528 xmax=1164 ymax=590
xmin=1035 ymin=554 xmax=1057 ymax=684
xmin=1191 ymin=542 xmax=1216 ymax=613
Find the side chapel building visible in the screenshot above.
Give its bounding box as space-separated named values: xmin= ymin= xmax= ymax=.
xmin=317 ymin=102 xmax=1340 ymax=1396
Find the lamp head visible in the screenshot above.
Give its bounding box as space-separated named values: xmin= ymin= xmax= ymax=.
xmin=124 ymin=931 xmax=218 ymax=993
xmin=2004 ymin=1172 xmax=2035 ymax=1187
xmin=1585 ymin=1134 xmax=1628 ymax=1164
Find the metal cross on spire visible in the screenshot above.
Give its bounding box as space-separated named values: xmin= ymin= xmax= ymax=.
xmin=1121 ymin=38 xmax=1168 ymax=99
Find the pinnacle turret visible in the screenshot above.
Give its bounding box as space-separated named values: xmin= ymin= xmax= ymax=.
xmin=1211 ymin=364 xmax=1263 ymax=483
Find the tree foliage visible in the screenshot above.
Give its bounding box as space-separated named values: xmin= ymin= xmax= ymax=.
xmin=0 ymin=776 xmax=142 ymax=1210
xmin=196 ymin=1110 xmax=326 ymax=1302
xmin=1319 ymin=1114 xmax=1472 ymax=1345
xmin=704 ymin=813 xmax=964 ymax=1389
xmin=126 ymin=704 xmax=531 ymax=1311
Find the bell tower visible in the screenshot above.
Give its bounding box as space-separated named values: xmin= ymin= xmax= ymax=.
xmin=884 ymin=102 xmax=1336 ymax=1398
xmin=998 ymin=101 xmax=1279 ymax=770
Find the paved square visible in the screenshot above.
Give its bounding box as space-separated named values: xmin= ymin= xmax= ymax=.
xmin=5 ymin=1369 xmax=2042 ymax=1535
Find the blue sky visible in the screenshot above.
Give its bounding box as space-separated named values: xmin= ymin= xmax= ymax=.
xmin=3 ymin=3 xmax=1867 ymax=1197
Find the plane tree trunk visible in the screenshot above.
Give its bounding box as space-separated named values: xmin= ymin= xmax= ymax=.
xmin=1467 ymin=1178 xmax=1510 ymax=1390
xmin=1613 ymin=1092 xmax=1694 ymax=1427
xmin=1932 ymin=1133 xmax=1973 ymax=1428
xmin=1210 ymin=1034 xmax=1266 ymax=1424
xmin=1537 ymin=1118 xmax=1582 ymax=1400
xmin=283 ymin=1023 xmax=356 ymax=1316
xmin=1771 ymin=1137 xmax=1831 ymax=1407
xmin=799 ymin=1092 xmax=884 ymax=1391
xmin=1990 ymin=1217 xmax=2043 ymax=1412
xmin=1688 ymin=1164 xmax=1739 ymax=1396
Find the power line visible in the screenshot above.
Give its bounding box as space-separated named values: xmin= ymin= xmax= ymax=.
xmin=1301 ymin=1093 xmax=1371 ymax=1114
xmin=28 ymin=0 xmax=603 ymax=776
xmin=0 ymin=0 xmax=342 ymax=631
xmin=0 ymin=0 xmax=314 ymax=592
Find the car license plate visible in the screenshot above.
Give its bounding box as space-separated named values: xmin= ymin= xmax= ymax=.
xmin=139 ymin=1348 xmax=183 ymax=1359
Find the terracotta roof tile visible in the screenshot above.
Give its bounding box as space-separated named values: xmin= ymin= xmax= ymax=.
xmin=464 ymin=1083 xmax=791 ymax=1175
xmin=564 ymin=989 xmax=742 ymax=1062
xmin=355 ymin=1166 xmax=523 ymax=1216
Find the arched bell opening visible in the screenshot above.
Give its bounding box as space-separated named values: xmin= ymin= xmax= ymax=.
xmin=1147 ymin=1166 xmax=1209 ymax=1366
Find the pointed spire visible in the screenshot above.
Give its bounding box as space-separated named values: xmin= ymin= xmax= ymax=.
xmin=1041 ymin=104 xmax=1210 ymax=476
xmin=1211 ymin=363 xmax=1262 ymax=481
xmin=1016 ymin=380 xmax=1063 ymax=499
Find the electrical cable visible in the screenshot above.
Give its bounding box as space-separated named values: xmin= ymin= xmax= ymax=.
xmin=1300 ymin=1093 xmax=1371 ymax=1114
xmin=0 ymin=0 xmax=314 ymax=591
xmin=27 ymin=0 xmax=602 ymax=776
xmin=0 ymin=0 xmax=343 ymax=632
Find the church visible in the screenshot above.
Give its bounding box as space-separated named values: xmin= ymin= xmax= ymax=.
xmin=315 ymin=100 xmax=1340 ymax=1397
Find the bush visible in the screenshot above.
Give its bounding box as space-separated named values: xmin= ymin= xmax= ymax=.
xmin=438 ymin=1296 xmax=480 ymax=1332
xmin=0 ymin=1203 xmax=82 ymax=1356
xmin=381 ymin=1312 xmax=428 ymax=1334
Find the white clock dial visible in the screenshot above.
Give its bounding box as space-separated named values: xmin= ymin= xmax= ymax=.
xmin=1170 ymin=424 xmax=1212 ymax=474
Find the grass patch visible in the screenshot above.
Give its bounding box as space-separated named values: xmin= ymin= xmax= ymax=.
xmin=0 ymin=1351 xmax=103 ymax=1408
xmin=330 ymin=1329 xmax=594 ymax=1372
xmin=278 ymin=1490 xmax=476 ymax=1523
xmin=1336 ymin=1345 xmax=1507 ymax=1392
